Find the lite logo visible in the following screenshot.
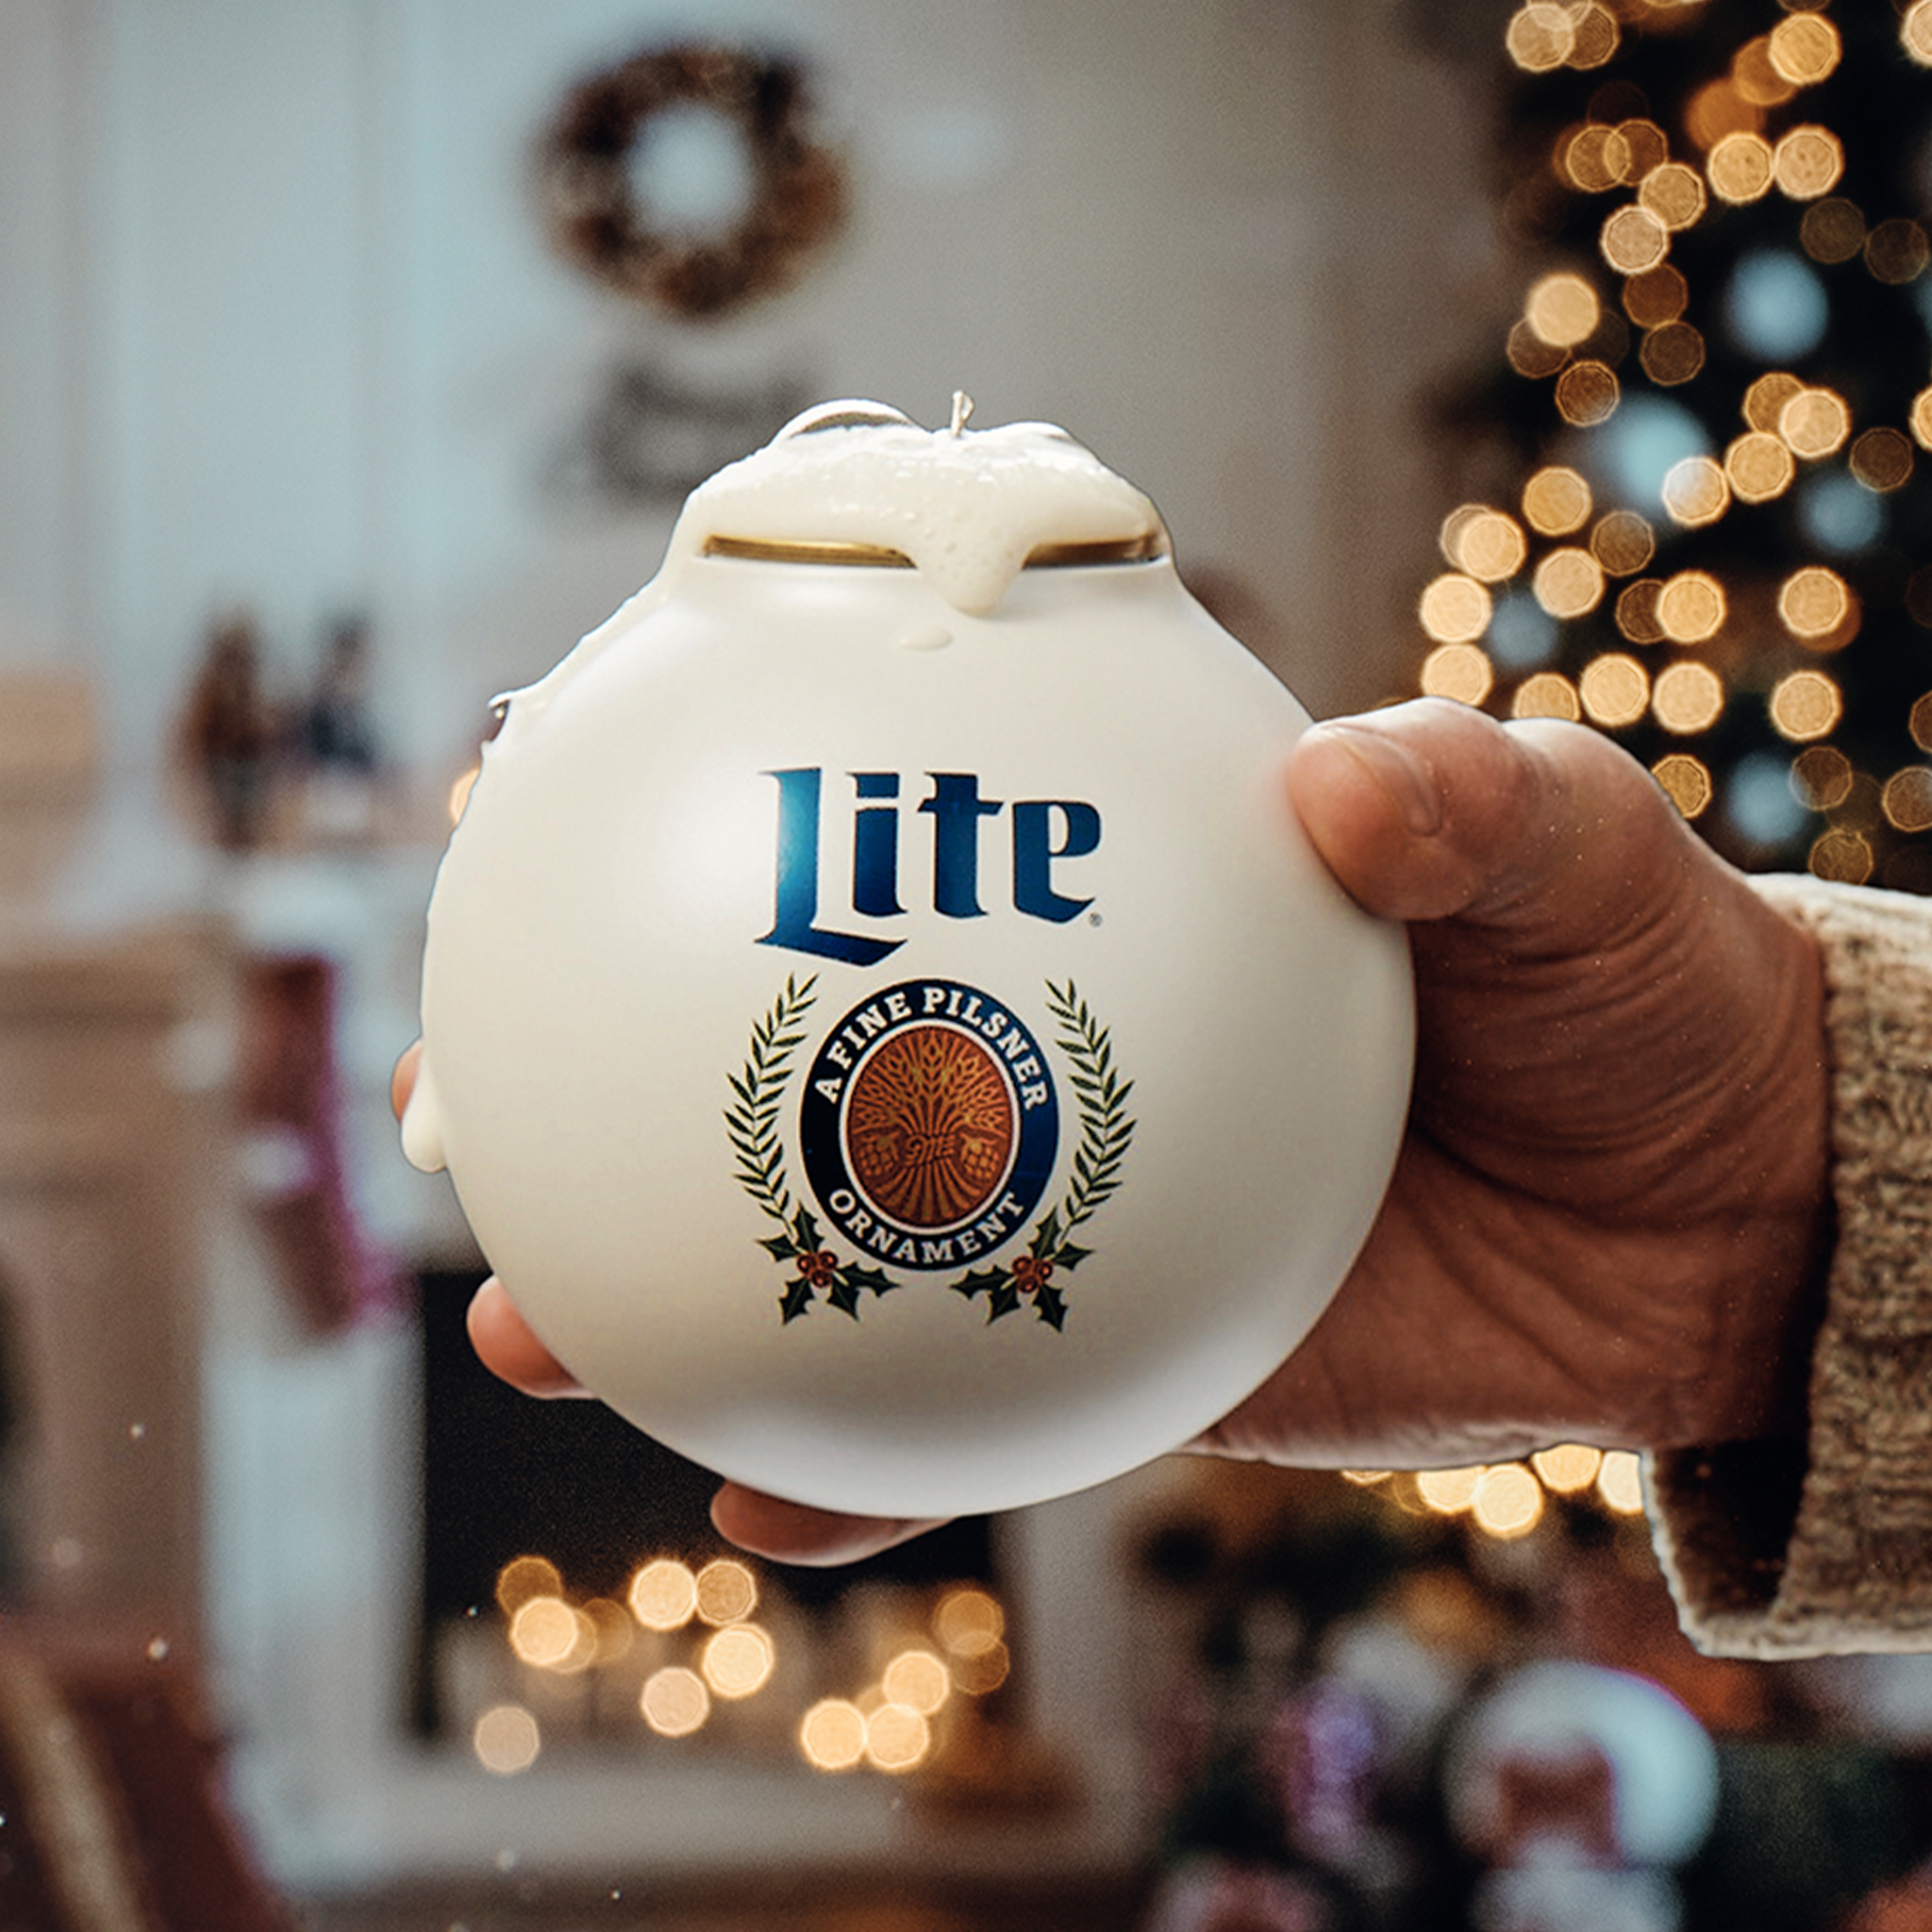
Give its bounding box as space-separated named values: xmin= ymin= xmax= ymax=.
xmin=758 ymin=768 xmax=1102 ymax=967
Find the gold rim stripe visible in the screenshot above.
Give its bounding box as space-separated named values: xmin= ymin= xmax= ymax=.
xmin=701 ymin=532 xmax=1169 ymax=569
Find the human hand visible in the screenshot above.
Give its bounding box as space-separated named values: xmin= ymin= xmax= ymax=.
xmin=396 ymin=697 xmax=1833 ymax=1562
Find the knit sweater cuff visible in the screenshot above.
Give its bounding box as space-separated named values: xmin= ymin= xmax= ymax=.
xmin=1649 ymin=875 xmax=1932 ymax=1657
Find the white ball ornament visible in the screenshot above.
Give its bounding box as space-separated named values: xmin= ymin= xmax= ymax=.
xmin=404 ymin=398 xmax=1413 ymax=1521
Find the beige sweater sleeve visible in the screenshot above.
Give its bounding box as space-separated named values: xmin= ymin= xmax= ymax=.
xmin=1649 ymin=874 xmax=1932 ymax=1657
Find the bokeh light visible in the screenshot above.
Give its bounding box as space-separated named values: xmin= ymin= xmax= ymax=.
xmin=1707 ymin=131 xmax=1774 ymax=204
xmin=1417 ymin=1467 xmax=1485 ymax=1515
xmin=1616 ymin=578 xmax=1667 ymax=643
xmin=1778 ymin=566 xmax=1852 ymax=642
xmin=1790 ymin=745 xmax=1854 ymax=812
xmin=1422 ymin=642 xmax=1495 ymax=706
xmin=1656 ymin=571 xmax=1726 ymax=643
xmin=1591 ymin=509 xmax=1656 ymax=575
xmin=1907 ymin=2 xmax=1932 ymax=68
xmin=1602 ymin=204 xmax=1671 ymax=275
xmin=474 ymin=1704 xmax=541 ymax=1776
xmin=1724 ymin=430 xmax=1794 ymax=503
xmin=1780 ymin=387 xmax=1851 ymax=459
xmin=1472 ymin=1465 xmax=1544 ymax=1540
xmin=1770 ymin=669 xmax=1843 ymax=741
xmin=1744 ymin=371 xmax=1805 ymax=435
xmin=799 ymin=1698 xmax=868 ymax=1772
xmin=1563 ymin=123 xmax=1629 ymax=192
xmin=628 ymin=1558 xmax=698 ymax=1632
xmin=1801 ymin=197 xmax=1866 ymax=265
xmin=1653 ymin=753 xmax=1714 ymax=819
xmin=1733 ymin=34 xmax=1797 ymax=109
xmin=1580 ymin=653 xmax=1651 ymax=727
xmin=1866 ymin=219 xmax=1929 ymax=286
xmin=641 ymin=1665 xmax=710 ymax=1738
xmin=1624 ymin=263 xmax=1688 ymax=328
xmin=1810 ymin=828 xmax=1874 ymax=885
xmin=1638 ymin=162 xmax=1707 ymax=231
xmin=496 ymin=1555 xmax=563 ymax=1616
xmin=509 ymin=1596 xmax=594 ymax=1673
xmin=1456 ymin=508 xmax=1531 ymax=581
xmin=1525 ymin=271 xmax=1601 ymax=346
xmin=1850 ymin=427 xmax=1914 ymax=492
xmin=1596 ymin=1452 xmax=1645 ymax=1515
xmin=1531 ymin=1444 xmax=1604 ymax=1492
xmin=1511 ymin=672 xmax=1582 ymax=721
xmin=1555 ymin=359 xmax=1620 ymax=425
xmin=1523 ymin=465 xmax=1592 ymax=536
xmin=864 ymin=1703 xmax=932 ymax=1774
xmin=1533 ymin=548 xmax=1606 ymax=619
xmin=1640 ymin=321 xmax=1705 ymax=386
xmin=1661 ymin=454 xmax=1729 ymax=526
xmin=935 ymin=1588 xmax=1005 ymax=1657
xmin=1507 ymin=3 xmax=1576 ymax=73
xmin=1912 ymin=388 xmax=1932 ymax=452
xmin=694 ymin=1558 xmax=758 ymax=1626
xmin=1652 ymin=661 xmax=1725 ymax=734
xmin=1769 ymin=12 xmax=1840 ymax=86
xmin=1507 ymin=319 xmax=1570 ymax=378
xmin=1773 ymin=125 xmax=1843 ymax=200
xmin=1419 ymin=575 xmax=1491 ymax=644
xmin=701 ymin=1624 xmax=775 ymax=1700
xmin=1913 ymin=694 xmax=1932 ymax=753
xmin=1884 ymin=768 xmax=1932 ymax=834
xmin=883 ymin=1649 xmax=952 ymax=1717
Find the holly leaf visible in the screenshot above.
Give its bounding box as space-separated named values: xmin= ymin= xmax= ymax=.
xmin=758 ymin=1231 xmax=801 ymax=1262
xmin=779 ymin=1277 xmax=815 ymax=1324
xmin=842 ymin=1262 xmax=899 ymax=1300
xmin=1055 ymin=1242 xmax=1093 ymax=1274
xmin=950 ymin=1267 xmax=1008 ymax=1302
xmin=1030 ymin=1210 xmax=1061 ymax=1258
xmin=1035 ymin=1283 xmax=1069 ymax=1331
xmin=825 ymin=1275 xmax=863 ymax=1319
xmin=791 ymin=1206 xmax=823 ymax=1253
xmin=986 ymin=1282 xmax=1023 ymax=1324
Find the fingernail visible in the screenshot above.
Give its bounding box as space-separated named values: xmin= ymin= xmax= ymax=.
xmin=1322 ymin=724 xmax=1443 ymax=838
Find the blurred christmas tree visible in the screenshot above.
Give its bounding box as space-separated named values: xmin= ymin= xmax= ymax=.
xmin=1415 ymin=0 xmax=1932 ymax=889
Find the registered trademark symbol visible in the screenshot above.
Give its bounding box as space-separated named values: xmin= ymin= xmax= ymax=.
xmin=1089 ymin=912 xmax=1103 ymax=927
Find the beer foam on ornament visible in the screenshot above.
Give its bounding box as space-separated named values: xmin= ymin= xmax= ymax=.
xmin=671 ymin=400 xmax=1166 ymax=616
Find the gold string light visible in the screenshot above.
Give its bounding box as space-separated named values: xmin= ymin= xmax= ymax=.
xmin=1773 ymin=125 xmax=1844 ymax=200
xmin=1616 ymin=578 xmax=1668 ymax=644
xmin=1534 ymin=547 xmax=1607 ymax=619
xmin=1769 ymin=12 xmax=1841 ymax=87
xmin=1657 ymin=570 xmax=1727 ymax=643
xmin=1523 ymin=465 xmax=1593 ymax=535
xmin=1591 ymin=509 xmax=1656 ymax=575
xmin=1512 ymin=672 xmax=1582 ymax=721
xmin=1624 ymin=263 xmax=1689 ymax=327
xmin=1725 ymin=430 xmax=1795 ymax=503
xmin=1707 ymin=130 xmax=1775 ymax=203
xmin=1801 ymin=197 xmax=1866 ymax=265
xmin=1867 ymin=219 xmax=1931 ymax=286
xmin=1791 ymin=745 xmax=1854 ymax=812
xmin=1653 ymin=661 xmax=1725 ymax=734
xmin=1640 ymin=320 xmax=1705 ymax=385
xmin=1555 ymin=359 xmax=1621 ymax=425
xmin=1661 ymin=454 xmax=1730 ymax=526
xmin=1653 ymin=753 xmax=1714 ymax=819
xmin=1580 ymin=652 xmax=1650 ymax=726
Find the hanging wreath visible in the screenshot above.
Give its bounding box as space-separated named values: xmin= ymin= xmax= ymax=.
xmin=535 ymin=42 xmax=848 ymax=320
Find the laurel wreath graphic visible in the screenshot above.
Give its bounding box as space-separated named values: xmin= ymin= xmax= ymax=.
xmin=724 ymin=974 xmax=900 ymax=1323
xmin=947 ymin=979 xmax=1137 ymax=1331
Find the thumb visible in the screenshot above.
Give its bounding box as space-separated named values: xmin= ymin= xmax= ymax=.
xmin=1287 ymin=697 xmax=1697 ymax=939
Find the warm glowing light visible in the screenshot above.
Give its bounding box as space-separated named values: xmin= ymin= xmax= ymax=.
xmin=1771 ymin=669 xmax=1843 ymax=742
xmin=1416 ymin=1466 xmax=1484 ymax=1515
xmin=1507 ymin=3 xmax=1575 ymax=72
xmin=864 ymin=1703 xmax=932 ymax=1774
xmin=1770 ymin=12 xmax=1840 ymax=85
xmin=1567 ymin=5 xmax=1619 ymax=70
xmin=1472 ymin=1465 xmax=1544 ymax=1540
xmin=628 ymin=1558 xmax=698 ymax=1632
xmin=1419 ymin=575 xmax=1491 ymax=645
xmin=948 ymin=1639 xmax=1011 ymax=1697
xmin=1687 ymin=81 xmax=1761 ymax=154
xmin=1810 ymin=829 xmax=1874 ymax=885
xmin=694 ymin=1558 xmax=758 ymax=1626
xmin=1867 ymin=220 xmax=1931 ymax=287
xmin=1511 ymin=673 xmax=1582 ymax=722
xmin=1522 ymin=467 xmax=1592 ymax=537
xmin=701 ymin=1624 xmax=776 ymax=1700
xmin=1725 ymin=431 xmax=1795 ymax=503
xmin=1555 ymin=359 xmax=1620 ymax=426
xmin=1624 ymin=266 xmax=1688 ymax=331
xmin=1563 ymin=124 xmax=1629 ymax=193
xmin=1616 ymin=578 xmax=1666 ymax=644
xmin=474 ymin=1703 xmax=541 ymax=1775
xmin=1779 ymin=567 xmax=1852 ymax=641
xmin=1532 ymin=1444 xmax=1604 ymax=1493
xmin=1662 ymin=455 xmax=1729 ymax=527
xmin=935 ymin=1588 xmax=1005 ymax=1656
xmin=509 ymin=1595 xmax=591 ymax=1672
xmin=1421 ymin=642 xmax=1495 ymax=707
xmin=1652 ymin=661 xmax=1724 ymax=734
xmin=1532 ymin=548 xmax=1606 ymax=620
xmin=1851 ymin=427 xmax=1915 ymax=492
xmin=583 ymin=1598 xmax=634 ymax=1664
xmin=1596 ymin=1451 xmax=1645 ymax=1515
xmin=1639 ymin=163 xmax=1707 ymax=231
xmin=1525 ymin=272 xmax=1600 ymax=347
xmin=1507 ymin=319 xmax=1570 ymax=379
xmin=641 ymin=1665 xmax=710 ymax=1738
xmin=1774 ymin=125 xmax=1843 ymax=201
xmin=1732 ymin=35 xmax=1797 ymax=109
xmin=1912 ymin=390 xmax=1932 ymax=452
xmin=1653 ymin=754 xmax=1713 ymax=820
xmin=1780 ymin=388 xmax=1851 ymax=459
xmin=1745 ymin=371 xmax=1805 ymax=436
xmin=1341 ymin=1469 xmax=1392 ymax=1487
xmin=1657 ymin=571 xmax=1726 ymax=643
xmin=1914 ymin=695 xmax=1932 ymax=753
xmin=1591 ymin=510 xmax=1655 ymax=576
xmin=449 ymin=764 xmax=481 ymax=825
xmin=883 ymin=1649 xmax=952 ymax=1716
xmin=1885 ymin=769 xmax=1932 ymax=835
xmin=1708 ymin=131 xmax=1774 ymax=204
xmin=1580 ymin=653 xmax=1650 ymax=727
xmin=1640 ymin=321 xmax=1705 ymax=387
xmin=1906 ymin=3 xmax=1932 ymax=69
xmin=1601 ymin=205 xmax=1670 ymax=275
xmin=496 ymin=1556 xmax=564 ymax=1616
xmin=800 ymin=1698 xmax=868 ymax=1772
xmin=1802 ymin=198 xmax=1866 ymax=265
xmin=1456 ymin=509 xmax=1530 ymax=582
xmin=1617 ymin=119 xmax=1667 ymax=182
xmin=1791 ymin=747 xmax=1853 ymax=812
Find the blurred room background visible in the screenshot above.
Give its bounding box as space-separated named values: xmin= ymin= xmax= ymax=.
xmin=4 ymin=1 xmax=1932 ymax=1927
